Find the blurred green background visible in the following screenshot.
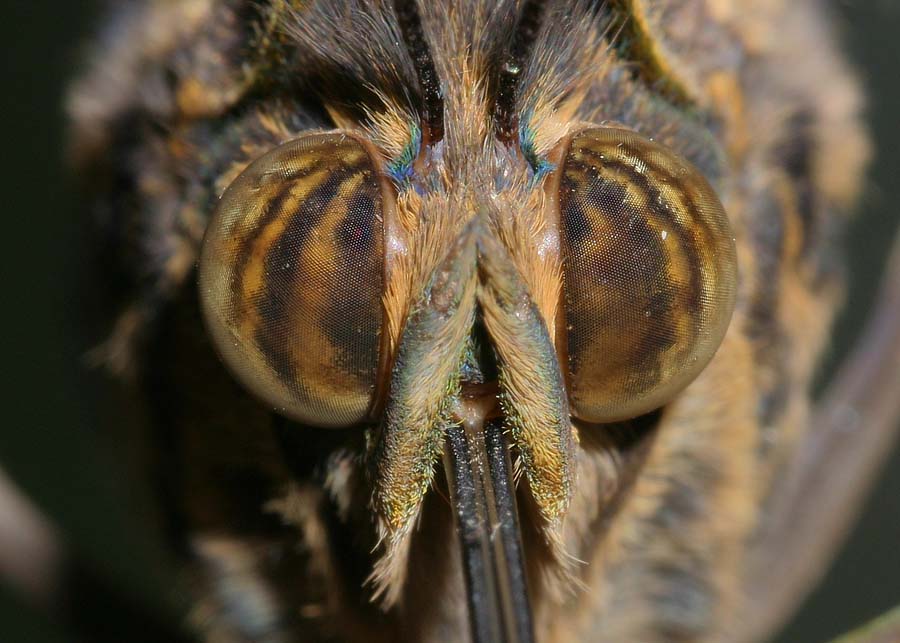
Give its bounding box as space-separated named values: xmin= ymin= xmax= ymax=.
xmin=1 ymin=1 xmax=898 ymax=641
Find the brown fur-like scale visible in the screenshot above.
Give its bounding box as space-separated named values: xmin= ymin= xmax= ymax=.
xmin=69 ymin=1 xmax=868 ymax=641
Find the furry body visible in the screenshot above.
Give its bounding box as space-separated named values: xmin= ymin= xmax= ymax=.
xmin=70 ymin=1 xmax=868 ymax=641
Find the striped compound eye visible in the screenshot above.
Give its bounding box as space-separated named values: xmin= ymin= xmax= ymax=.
xmin=198 ymin=133 xmax=385 ymax=427
xmin=557 ymin=127 xmax=737 ymax=423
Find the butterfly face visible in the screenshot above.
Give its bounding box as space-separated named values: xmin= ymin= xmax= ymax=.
xmin=70 ymin=0 xmax=878 ymax=641
xmin=198 ymin=19 xmax=738 ymax=621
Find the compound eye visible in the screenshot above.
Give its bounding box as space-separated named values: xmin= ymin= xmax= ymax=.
xmin=558 ymin=127 xmax=737 ymax=423
xmin=199 ymin=133 xmax=385 ymax=427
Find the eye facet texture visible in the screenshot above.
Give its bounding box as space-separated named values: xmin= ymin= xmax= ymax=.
xmin=558 ymin=127 xmax=737 ymax=423
xmin=199 ymin=134 xmax=384 ymax=427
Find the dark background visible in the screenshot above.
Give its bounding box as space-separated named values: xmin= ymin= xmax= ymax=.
xmin=1 ymin=1 xmax=897 ymax=641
